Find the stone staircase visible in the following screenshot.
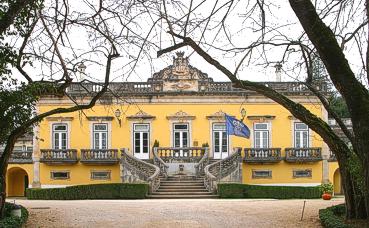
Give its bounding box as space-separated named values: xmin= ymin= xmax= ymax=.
xmin=147 ymin=175 xmax=218 ymax=199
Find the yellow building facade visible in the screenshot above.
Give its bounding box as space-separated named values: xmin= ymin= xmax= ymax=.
xmin=5 ymin=53 xmax=341 ymax=196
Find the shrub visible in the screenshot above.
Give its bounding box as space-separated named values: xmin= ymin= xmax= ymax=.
xmin=218 ymin=183 xmax=321 ymax=199
xmin=319 ymin=204 xmax=351 ymax=228
xmin=26 ymin=183 xmax=148 ymax=200
xmin=0 ymin=202 xmax=29 ymax=228
xmin=319 ymin=183 xmax=334 ymax=194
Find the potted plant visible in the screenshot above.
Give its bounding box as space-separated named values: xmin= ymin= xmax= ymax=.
xmin=153 ymin=140 xmax=160 ymax=148
xmin=202 ymin=142 xmax=209 ymax=148
xmin=319 ymin=182 xmax=334 ymax=200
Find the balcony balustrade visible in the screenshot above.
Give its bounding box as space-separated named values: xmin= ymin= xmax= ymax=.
xmin=80 ymin=149 xmax=119 ymax=165
xmin=285 ymin=147 xmax=322 ymax=163
xmin=0 ymin=151 xmax=33 ymax=164
xmin=40 ymin=149 xmax=78 ymax=165
xmin=155 ymin=147 xmax=207 ymax=163
xmin=243 ymin=148 xmax=282 ymax=163
xmin=328 ymin=150 xmax=337 ymax=162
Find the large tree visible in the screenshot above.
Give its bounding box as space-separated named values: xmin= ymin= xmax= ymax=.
xmin=154 ymin=0 xmax=369 ymax=220
xmin=0 ymin=0 xmax=158 ymax=218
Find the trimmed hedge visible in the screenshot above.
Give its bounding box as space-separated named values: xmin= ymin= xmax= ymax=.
xmin=26 ymin=183 xmax=149 ymax=200
xmin=0 ymin=202 xmax=29 ymax=228
xmin=319 ymin=204 xmax=351 ymax=228
xmin=218 ymin=183 xmax=321 ymax=199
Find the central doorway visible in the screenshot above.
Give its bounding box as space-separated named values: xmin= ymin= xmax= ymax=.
xmin=173 ymin=123 xmax=189 ymax=157
xmin=212 ymin=123 xmax=228 ymax=159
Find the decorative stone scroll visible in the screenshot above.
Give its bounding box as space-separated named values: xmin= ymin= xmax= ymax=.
xmin=126 ymin=110 xmax=156 ymax=120
xmin=206 ymin=110 xmax=226 ymax=120
xmin=166 ymin=110 xmax=195 ymax=120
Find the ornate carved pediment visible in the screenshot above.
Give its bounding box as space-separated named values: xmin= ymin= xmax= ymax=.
xmin=206 ymin=110 xmax=226 ymax=120
xmin=166 ymin=110 xmax=195 ymax=120
xmin=127 ymin=110 xmax=156 ymax=120
xmin=149 ymin=52 xmax=213 ymax=92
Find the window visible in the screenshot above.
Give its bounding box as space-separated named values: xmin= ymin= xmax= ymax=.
xmin=52 ymin=124 xmax=68 ymax=149
xmin=254 ymin=123 xmax=269 ymax=148
xmin=252 ymin=170 xmax=272 ymax=179
xmin=212 ymin=123 xmax=228 ymax=159
xmin=93 ymin=124 xmax=108 ymax=149
xmin=293 ymin=169 xmax=312 ymax=178
xmin=91 ymin=170 xmax=111 ymax=180
xmin=51 ymin=171 xmax=70 ymax=180
xmin=173 ymin=123 xmax=189 ymax=148
xmin=133 ymin=124 xmax=150 ymax=157
xmin=294 ymin=122 xmax=309 ymax=148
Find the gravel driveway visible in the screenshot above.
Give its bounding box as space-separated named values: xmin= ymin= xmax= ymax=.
xmin=12 ymin=198 xmax=344 ymax=228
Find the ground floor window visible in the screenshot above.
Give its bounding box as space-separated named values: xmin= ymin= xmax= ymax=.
xmin=51 ymin=171 xmax=70 ymax=180
xmin=292 ymin=169 xmax=312 ymax=178
xmin=252 ymin=170 xmax=272 ymax=179
xmin=91 ymin=170 xmax=111 ymax=180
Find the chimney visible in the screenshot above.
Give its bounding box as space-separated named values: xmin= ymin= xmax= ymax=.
xmin=275 ymin=63 xmax=282 ymax=82
xmin=77 ymin=63 xmax=87 ymax=82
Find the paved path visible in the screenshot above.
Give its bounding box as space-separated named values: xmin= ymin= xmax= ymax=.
xmin=12 ymin=198 xmax=344 ymax=228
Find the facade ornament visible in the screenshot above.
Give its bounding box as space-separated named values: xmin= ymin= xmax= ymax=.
xmin=166 ymin=110 xmax=196 ymax=121
xmin=127 ymin=110 xmax=156 ymax=121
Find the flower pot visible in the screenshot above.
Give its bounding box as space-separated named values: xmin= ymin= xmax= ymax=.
xmin=322 ymin=193 xmax=332 ymax=200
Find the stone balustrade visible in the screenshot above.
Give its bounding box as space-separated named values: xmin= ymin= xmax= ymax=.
xmin=66 ymin=81 xmax=328 ymax=96
xmin=40 ymin=149 xmax=78 ymax=164
xmin=155 ymin=147 xmax=207 ymax=163
xmin=285 ymin=147 xmax=322 ymax=163
xmin=243 ymin=148 xmax=282 ymax=163
xmin=80 ymin=149 xmax=119 ymax=165
xmin=204 ymin=148 xmax=242 ymax=193
xmin=121 ymin=148 xmax=160 ymax=193
xmin=0 ymin=151 xmax=33 ymax=164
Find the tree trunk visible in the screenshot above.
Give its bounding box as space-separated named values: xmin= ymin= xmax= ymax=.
xmin=0 ymin=173 xmax=6 ymax=219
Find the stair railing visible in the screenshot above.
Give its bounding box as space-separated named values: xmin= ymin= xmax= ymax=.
xmin=204 ymin=147 xmax=242 ymax=193
xmin=120 ymin=148 xmax=161 ymax=193
xmin=153 ymin=147 xmax=169 ymax=178
xmin=194 ymin=147 xmax=209 ymax=177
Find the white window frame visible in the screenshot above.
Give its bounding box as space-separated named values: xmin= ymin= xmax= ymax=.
xmin=52 ymin=123 xmax=68 ymax=150
xmin=294 ymin=122 xmax=309 ymax=148
xmin=50 ymin=171 xmax=70 ymax=180
xmin=173 ymin=123 xmax=190 ymax=148
xmin=90 ymin=170 xmax=111 ymax=180
xmin=93 ymin=123 xmax=108 ymax=149
xmin=253 ymin=123 xmax=270 ymax=148
xmin=133 ymin=123 xmax=150 ymax=157
xmin=252 ymin=170 xmax=272 ymax=179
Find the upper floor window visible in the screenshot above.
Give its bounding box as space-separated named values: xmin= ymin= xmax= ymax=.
xmin=93 ymin=124 xmax=108 ymax=149
xmin=254 ymin=123 xmax=269 ymax=148
xmin=52 ymin=124 xmax=68 ymax=150
xmin=294 ymin=122 xmax=309 ymax=148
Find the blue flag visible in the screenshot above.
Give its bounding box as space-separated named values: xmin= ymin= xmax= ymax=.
xmin=225 ymin=114 xmax=250 ymax=138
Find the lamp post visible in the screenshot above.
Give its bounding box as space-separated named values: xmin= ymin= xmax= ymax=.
xmin=114 ymin=109 xmax=122 ymax=127
xmin=240 ymin=108 xmax=246 ymax=122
